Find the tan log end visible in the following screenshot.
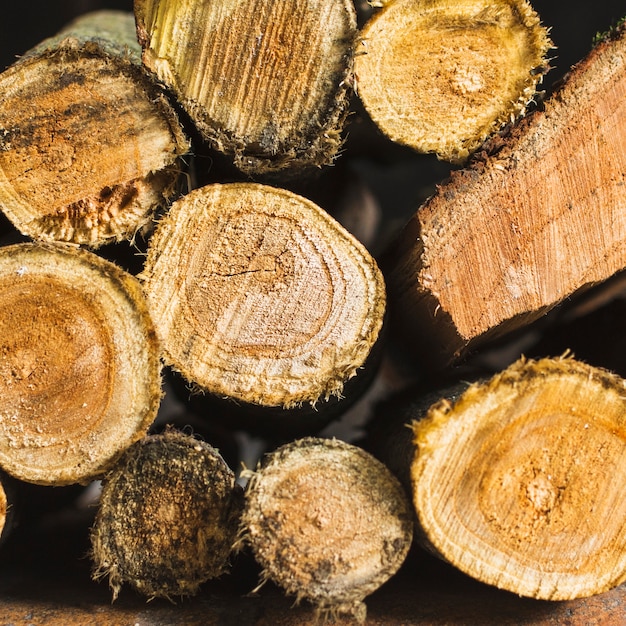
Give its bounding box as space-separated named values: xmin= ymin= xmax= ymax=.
xmin=239 ymin=437 xmax=414 ymax=621
xmin=0 ymin=11 xmax=189 ymax=247
xmin=140 ymin=182 xmax=386 ymax=411
xmin=90 ymin=429 xmax=244 ymax=600
xmin=134 ymin=0 xmax=356 ymax=176
xmin=0 ymin=243 xmax=161 ymax=486
xmin=354 ymin=0 xmax=552 ymax=162
xmin=410 ymin=356 xmax=626 ymax=599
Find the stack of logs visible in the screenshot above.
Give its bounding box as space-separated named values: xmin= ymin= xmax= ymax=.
xmin=0 ymin=1 xmax=625 ymax=622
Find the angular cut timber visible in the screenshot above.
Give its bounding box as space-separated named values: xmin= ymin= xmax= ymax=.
xmin=239 ymin=437 xmax=413 ymax=622
xmin=410 ymin=356 xmax=626 ymax=600
xmin=355 ymin=0 xmax=552 ymax=162
xmin=134 ymin=0 xmax=356 ymax=176
xmin=0 ymin=11 xmax=189 ymax=247
xmin=140 ymin=183 xmax=385 ymax=410
xmin=0 ymin=243 xmax=161 ymax=486
xmin=384 ymin=24 xmax=626 ymax=367
xmin=91 ymin=430 xmax=244 ymax=600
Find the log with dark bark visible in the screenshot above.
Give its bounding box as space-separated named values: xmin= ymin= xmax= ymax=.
xmin=90 ymin=429 xmax=244 ymax=600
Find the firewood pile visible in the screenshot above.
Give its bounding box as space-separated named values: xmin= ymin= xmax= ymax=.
xmin=0 ymin=1 xmax=625 ymax=624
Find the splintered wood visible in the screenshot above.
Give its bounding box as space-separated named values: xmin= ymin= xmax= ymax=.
xmin=134 ymin=0 xmax=356 ymax=175
xmin=0 ymin=11 xmax=189 ymax=246
xmin=410 ymin=357 xmax=626 ymax=600
xmin=355 ymin=0 xmax=552 ymax=162
xmin=239 ymin=437 xmax=413 ymax=622
xmin=384 ymin=25 xmax=626 ymax=366
xmin=0 ymin=243 xmax=161 ymax=486
xmin=140 ymin=183 xmax=385 ymax=410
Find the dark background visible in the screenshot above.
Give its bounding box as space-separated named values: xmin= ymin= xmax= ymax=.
xmin=1 ymin=1 xmax=625 ymax=85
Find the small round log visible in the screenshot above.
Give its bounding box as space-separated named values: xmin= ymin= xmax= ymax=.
xmin=0 ymin=242 xmax=161 ymax=485
xmin=90 ymin=429 xmax=244 ymax=600
xmin=239 ymin=437 xmax=414 ymax=622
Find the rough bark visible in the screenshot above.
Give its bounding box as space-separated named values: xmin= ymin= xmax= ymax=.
xmin=239 ymin=437 xmax=414 ymax=622
xmin=383 ymin=23 xmax=626 ymax=367
xmin=90 ymin=429 xmax=244 ymax=600
xmin=0 ymin=10 xmax=189 ymax=247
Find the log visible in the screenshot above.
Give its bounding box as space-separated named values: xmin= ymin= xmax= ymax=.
xmin=355 ymin=0 xmax=552 ymax=162
xmin=383 ymin=22 xmax=626 ymax=367
xmin=0 ymin=242 xmax=161 ymax=486
xmin=139 ymin=182 xmax=386 ymax=416
xmin=238 ymin=437 xmax=414 ymax=622
xmin=0 ymin=10 xmax=189 ymax=247
xmin=408 ymin=355 xmax=626 ymax=600
xmin=90 ymin=429 xmax=244 ymax=600
xmin=134 ymin=0 xmax=356 ymax=177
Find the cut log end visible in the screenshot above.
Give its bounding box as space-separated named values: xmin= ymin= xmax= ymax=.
xmin=355 ymin=0 xmax=552 ymax=162
xmin=240 ymin=437 xmax=413 ymax=620
xmin=140 ymin=182 xmax=385 ymax=410
xmin=410 ymin=356 xmax=626 ymax=600
xmin=0 ymin=243 xmax=161 ymax=486
xmin=90 ymin=430 xmax=244 ymax=600
xmin=0 ymin=11 xmax=189 ymax=247
xmin=135 ymin=0 xmax=356 ymax=175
